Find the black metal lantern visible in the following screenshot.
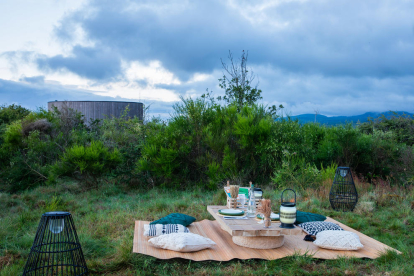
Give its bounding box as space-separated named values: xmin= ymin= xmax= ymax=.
xmin=23 ymin=212 xmax=88 ymax=276
xmin=329 ymin=167 xmax=358 ymax=212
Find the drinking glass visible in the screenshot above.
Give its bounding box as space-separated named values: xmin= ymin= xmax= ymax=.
xmin=239 ymin=194 xmax=246 ymax=209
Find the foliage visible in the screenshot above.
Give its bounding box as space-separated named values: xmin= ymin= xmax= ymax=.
xmin=0 ymin=104 xmax=30 ymax=126
xmin=0 ymin=102 xmax=147 ymax=192
xmin=49 ymin=141 xmax=122 ymax=187
xmin=359 ymin=112 xmax=414 ymax=146
xmin=137 ymin=97 xmax=276 ymax=188
xmin=99 ymin=108 xmax=145 ymax=186
xmin=218 ymin=51 xmax=263 ymax=111
xmin=272 ymin=150 xmax=322 ymax=190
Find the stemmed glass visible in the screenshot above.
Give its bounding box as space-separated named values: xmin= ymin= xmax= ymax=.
xmin=239 ymin=194 xmax=246 ymax=209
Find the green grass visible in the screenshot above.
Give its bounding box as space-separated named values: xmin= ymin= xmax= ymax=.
xmin=0 ymin=179 xmax=413 ymax=276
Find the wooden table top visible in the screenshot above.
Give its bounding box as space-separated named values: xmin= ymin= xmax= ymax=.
xmin=207 ymin=205 xmax=303 ymax=237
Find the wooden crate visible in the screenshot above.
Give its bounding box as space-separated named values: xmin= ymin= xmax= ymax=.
xmin=224 ymin=186 xmax=261 ymax=209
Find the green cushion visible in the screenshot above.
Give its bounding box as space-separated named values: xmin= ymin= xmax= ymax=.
xmin=238 ymin=188 xmax=249 ymax=199
xmin=150 ymin=213 xmax=196 ymax=227
xmin=295 ymin=211 xmax=326 ymax=225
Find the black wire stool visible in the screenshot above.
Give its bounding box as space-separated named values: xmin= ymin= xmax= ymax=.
xmin=329 ymin=167 xmax=358 ymax=212
xmin=23 ymin=212 xmax=88 ymax=275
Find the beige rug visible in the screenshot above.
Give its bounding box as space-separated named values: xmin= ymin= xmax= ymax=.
xmin=133 ymin=217 xmax=401 ymax=261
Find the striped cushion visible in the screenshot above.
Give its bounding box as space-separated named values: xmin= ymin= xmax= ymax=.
xmin=144 ymin=224 xmax=190 ymax=237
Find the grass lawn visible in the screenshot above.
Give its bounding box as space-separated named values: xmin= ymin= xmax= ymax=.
xmin=1 ymin=178 xmax=413 ymax=276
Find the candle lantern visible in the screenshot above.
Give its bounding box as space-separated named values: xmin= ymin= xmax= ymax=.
xmin=329 ymin=167 xmax=358 ymax=212
xmin=254 ymin=188 xmax=263 ymax=199
xmin=23 ymin=212 xmax=88 ymax=276
xmin=279 ymin=189 xmax=297 ymax=229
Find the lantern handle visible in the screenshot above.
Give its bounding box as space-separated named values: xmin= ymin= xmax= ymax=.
xmin=281 ymin=188 xmax=296 ymax=204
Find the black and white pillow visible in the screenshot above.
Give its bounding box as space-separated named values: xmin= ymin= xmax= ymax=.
xmin=298 ymin=221 xmax=343 ymax=236
xmin=144 ymin=224 xmax=190 ymax=237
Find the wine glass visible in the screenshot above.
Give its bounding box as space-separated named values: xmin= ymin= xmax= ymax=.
xmin=239 ymin=194 xmax=246 ymax=209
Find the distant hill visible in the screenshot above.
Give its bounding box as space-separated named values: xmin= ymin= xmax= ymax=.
xmin=285 ymin=111 xmax=413 ymax=126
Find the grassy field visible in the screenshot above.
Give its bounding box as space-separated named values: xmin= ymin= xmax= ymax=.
xmin=1 ymin=178 xmax=413 ymax=276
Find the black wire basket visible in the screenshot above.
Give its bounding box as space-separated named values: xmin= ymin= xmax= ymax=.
xmin=23 ymin=212 xmax=88 ymax=276
xmin=329 ymin=167 xmax=358 ymax=212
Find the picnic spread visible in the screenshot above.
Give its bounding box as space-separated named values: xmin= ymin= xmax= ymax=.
xmin=132 ymin=180 xmax=401 ymax=261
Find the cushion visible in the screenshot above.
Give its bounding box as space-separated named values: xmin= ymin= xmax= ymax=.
xmin=148 ymin=233 xmax=216 ymax=252
xmin=295 ymin=211 xmax=326 ymax=224
xmin=150 ymin=213 xmax=196 ymax=227
xmin=314 ymin=230 xmax=364 ymax=250
xmin=143 ymin=224 xmax=189 ymax=237
xmin=298 ymin=221 xmax=343 ymax=236
xmin=238 ymin=188 xmax=250 ymax=199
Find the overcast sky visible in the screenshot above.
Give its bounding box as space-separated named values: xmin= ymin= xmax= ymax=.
xmin=1 ymin=0 xmax=414 ymax=118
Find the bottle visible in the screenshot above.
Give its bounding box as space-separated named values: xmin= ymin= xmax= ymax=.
xmin=247 ymin=181 xmax=256 ymax=217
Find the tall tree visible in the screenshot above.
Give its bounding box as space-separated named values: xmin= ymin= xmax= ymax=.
xmin=218 ymin=50 xmax=262 ymax=110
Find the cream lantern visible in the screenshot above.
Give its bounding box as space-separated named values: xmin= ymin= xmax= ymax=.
xmin=279 ymin=189 xmax=297 ymax=229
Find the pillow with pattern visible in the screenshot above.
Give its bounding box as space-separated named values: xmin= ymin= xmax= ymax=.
xmin=295 ymin=211 xmax=326 ymax=225
xmin=298 ymin=221 xmax=343 ymax=236
xmin=144 ymin=224 xmax=190 ymax=237
xmin=150 ymin=213 xmax=196 ymax=227
xmin=314 ymin=230 xmax=363 ymax=250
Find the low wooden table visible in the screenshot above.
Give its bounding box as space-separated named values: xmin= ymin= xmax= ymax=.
xmin=207 ymin=205 xmax=303 ymax=249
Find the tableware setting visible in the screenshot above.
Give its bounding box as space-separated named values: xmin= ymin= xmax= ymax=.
xmin=218 ymin=209 xmax=245 ymax=216
xmin=257 ymin=212 xmax=280 ymax=221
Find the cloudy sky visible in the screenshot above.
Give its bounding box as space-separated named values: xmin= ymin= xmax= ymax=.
xmin=1 ymin=0 xmax=414 ymax=118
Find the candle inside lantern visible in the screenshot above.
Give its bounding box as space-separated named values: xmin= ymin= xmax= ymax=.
xmin=280 ymin=204 xmax=296 ymax=224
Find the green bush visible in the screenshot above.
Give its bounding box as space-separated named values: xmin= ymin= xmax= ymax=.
xmin=359 ymin=113 xmax=414 ymax=146
xmin=137 ymin=97 xmax=277 ymax=188
xmin=49 ymin=141 xmax=121 ymax=187
xmin=1 ymin=96 xmax=414 ymax=191
xmin=0 ymin=104 xmax=30 ymax=126
xmin=271 ymin=150 xmax=322 ymax=190
xmin=0 ymin=105 xmax=101 ymax=191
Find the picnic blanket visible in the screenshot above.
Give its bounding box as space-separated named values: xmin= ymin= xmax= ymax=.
xmin=133 ymin=217 xmax=400 ymax=261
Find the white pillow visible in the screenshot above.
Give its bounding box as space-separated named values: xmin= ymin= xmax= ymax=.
xmin=143 ymin=224 xmax=189 ymax=236
xmin=314 ymin=230 xmax=364 ymax=251
xmin=148 ymin=233 xmax=216 ymax=252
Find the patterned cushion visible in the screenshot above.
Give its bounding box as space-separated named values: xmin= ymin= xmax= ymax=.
xmin=150 ymin=213 xmax=196 ymax=227
xmin=314 ymin=230 xmax=364 ymax=250
xmin=298 ymin=221 xmax=343 ymax=236
xmin=295 ymin=211 xmax=326 ymax=224
xmin=143 ymin=224 xmax=190 ymax=237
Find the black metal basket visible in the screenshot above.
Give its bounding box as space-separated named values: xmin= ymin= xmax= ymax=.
xmin=329 ymin=167 xmax=358 ymax=212
xmin=23 ymin=212 xmax=88 ymax=276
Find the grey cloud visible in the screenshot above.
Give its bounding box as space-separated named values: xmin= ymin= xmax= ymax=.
xmin=6 ymin=0 xmax=413 ymax=118
xmin=42 ymin=0 xmax=414 ymax=81
xmin=37 ymin=46 xmax=122 ymax=81
xmin=19 ymin=75 xmax=45 ymax=85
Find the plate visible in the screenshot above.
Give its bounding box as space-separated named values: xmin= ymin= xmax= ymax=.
xmin=218 ymin=209 xmax=245 ymax=216
xmin=257 ymin=212 xmax=280 ymax=221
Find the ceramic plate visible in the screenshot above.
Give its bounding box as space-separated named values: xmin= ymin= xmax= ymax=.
xmin=218 ymin=209 xmax=245 ymax=216
xmin=257 ymin=212 xmax=280 ymax=221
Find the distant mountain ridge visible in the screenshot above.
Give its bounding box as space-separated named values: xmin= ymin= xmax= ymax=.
xmin=286 ymin=111 xmax=413 ymax=126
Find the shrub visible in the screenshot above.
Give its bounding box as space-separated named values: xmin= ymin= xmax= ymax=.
xmin=0 ymin=104 xmax=30 ymax=125
xmin=49 ymin=141 xmax=122 ymax=187
xmin=359 ymin=113 xmax=414 ymax=146
xmin=137 ymin=97 xmax=277 ymax=188
xmin=271 ymin=150 xmax=322 ymax=190
xmin=21 ymin=119 xmax=52 ymax=137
